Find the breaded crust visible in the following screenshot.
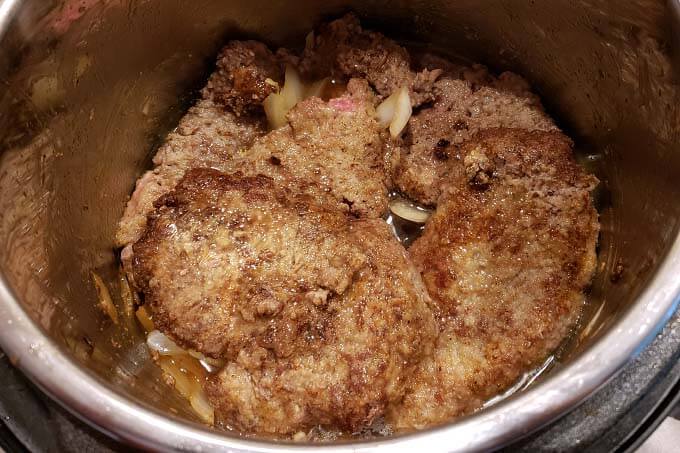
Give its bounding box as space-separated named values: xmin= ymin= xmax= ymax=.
xmin=205 ymin=218 xmax=437 ymax=435
xmin=388 ymin=129 xmax=599 ymax=429
xmin=132 ymin=168 xmax=369 ymax=359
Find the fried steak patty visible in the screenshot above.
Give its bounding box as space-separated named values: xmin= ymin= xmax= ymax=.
xmin=388 ymin=129 xmax=599 ymax=428
xmin=207 ymin=218 xmax=436 ymax=434
xmin=392 ymin=64 xmax=557 ymax=206
xmin=133 ymin=168 xmax=437 ymax=434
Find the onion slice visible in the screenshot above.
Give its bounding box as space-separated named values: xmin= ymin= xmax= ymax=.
xmin=389 ymin=198 xmax=432 ymax=223
xmin=264 ymin=66 xmax=328 ymax=129
xmin=280 ymin=65 xmax=304 ymax=110
xmin=91 ymin=272 xmax=118 ymax=324
xmin=376 ymin=90 xmax=398 ymax=128
xmin=304 ymin=77 xmax=329 ymax=98
xmin=376 ymin=86 xmax=412 ymax=138
xmin=135 ymin=305 xmax=155 ymax=332
xmin=390 ymin=87 xmax=412 ymax=138
xmin=190 ymin=390 xmax=216 ymax=425
xmin=146 ymin=330 xmax=186 ymax=356
xmin=263 ymin=92 xmax=287 ymax=129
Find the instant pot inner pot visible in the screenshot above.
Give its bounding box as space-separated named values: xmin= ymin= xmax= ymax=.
xmin=0 ymin=0 xmax=679 ymax=440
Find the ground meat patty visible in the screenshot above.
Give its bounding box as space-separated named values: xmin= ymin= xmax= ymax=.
xmin=393 ymin=64 xmax=557 ymax=205
xmin=388 ymin=129 xmax=599 ymax=429
xmin=132 ymin=168 xmax=369 ymax=359
xmin=117 ymin=40 xmax=289 ymax=248
xmin=214 ymin=79 xmax=390 ymax=218
xmin=300 ymin=13 xmax=441 ymax=107
xmin=206 ymin=218 xmax=436 ymax=435
xmin=131 ymin=168 xmax=437 ymax=434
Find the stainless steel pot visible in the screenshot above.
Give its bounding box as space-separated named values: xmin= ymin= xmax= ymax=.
xmin=0 ymin=0 xmax=679 ymax=451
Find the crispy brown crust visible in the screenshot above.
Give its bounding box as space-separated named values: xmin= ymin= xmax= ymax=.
xmin=202 ymin=41 xmax=291 ymax=116
xmin=207 ymin=80 xmax=391 ymax=219
xmin=388 ymin=129 xmax=599 ymax=429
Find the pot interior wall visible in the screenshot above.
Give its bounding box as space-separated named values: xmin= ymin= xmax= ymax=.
xmin=0 ymin=0 xmax=678 ymax=432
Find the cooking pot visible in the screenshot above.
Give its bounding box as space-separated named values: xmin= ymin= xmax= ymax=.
xmin=0 ymin=0 xmax=679 ymax=451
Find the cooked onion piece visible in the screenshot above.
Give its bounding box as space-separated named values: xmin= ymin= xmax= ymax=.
xmin=190 ymin=390 xmax=216 ymax=425
xmin=264 ymin=65 xmax=328 ymax=129
xmin=188 ymin=349 xmax=225 ymax=371
xmin=147 ymin=330 xmax=186 ymax=356
xmin=389 ymin=198 xmax=432 ymax=223
xmin=376 ymin=90 xmax=397 ymax=127
xmin=91 ymin=272 xmax=118 ymax=324
xmin=376 ymin=86 xmax=412 ymax=138
xmin=281 ymin=65 xmax=304 ymax=110
xmin=158 ymin=355 xmax=215 ymax=425
xmin=263 ymin=91 xmax=287 ymax=129
xmin=146 ymin=329 xmax=217 ymax=424
xmin=135 ymin=305 xmax=155 ymax=332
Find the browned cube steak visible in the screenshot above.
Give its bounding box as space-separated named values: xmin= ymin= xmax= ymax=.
xmin=118 ymin=13 xmax=599 ymax=437
xmin=389 ymin=129 xmax=599 ymax=428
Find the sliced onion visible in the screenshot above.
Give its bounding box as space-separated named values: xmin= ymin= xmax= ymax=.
xmin=305 ymin=77 xmax=329 ymax=98
xmin=135 ymin=305 xmax=155 ymax=332
xmin=390 ymin=87 xmax=412 ymax=138
xmin=281 ymin=65 xmax=304 ymax=109
xmin=188 ymin=349 xmax=226 ymax=372
xmin=376 ymin=86 xmax=412 ymax=138
xmin=263 ymin=92 xmax=287 ymax=129
xmin=305 ymin=31 xmax=315 ymax=50
xmin=153 ymin=340 xmax=217 ymax=425
xmin=376 ymin=90 xmax=398 ymax=128
xmin=264 ymin=65 xmax=328 ymax=129
xmin=158 ymin=357 xmax=196 ymax=398
xmin=190 ymin=390 xmax=215 ymax=425
xmin=118 ymin=270 xmax=136 ymax=318
xmin=147 ymin=330 xmax=186 ymax=356
xmin=389 ymin=198 xmax=432 ymax=223
xmin=91 ymin=272 xmax=118 ymax=324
